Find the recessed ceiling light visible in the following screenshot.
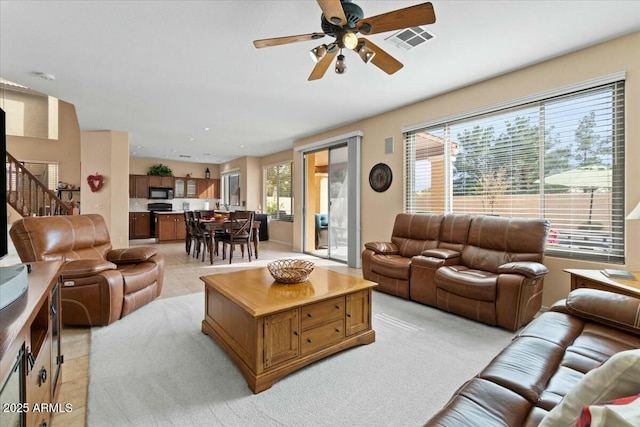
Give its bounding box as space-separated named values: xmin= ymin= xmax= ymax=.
xmin=135 ymin=145 xmax=143 ymax=149
xmin=131 ymin=151 xmax=137 ymax=155
xmin=189 ymin=138 xmax=195 ymax=141
xmin=240 ymin=145 xmax=245 ymax=148
xmin=171 ymin=149 xmax=178 ymax=153
xmin=203 ymin=127 xmax=211 ymax=131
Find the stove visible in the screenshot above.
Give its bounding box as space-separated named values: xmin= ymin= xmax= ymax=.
xmin=148 ymin=203 xmax=173 ymax=237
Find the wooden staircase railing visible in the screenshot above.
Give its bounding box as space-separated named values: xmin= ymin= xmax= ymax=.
xmin=6 ymin=151 xmax=76 ymax=217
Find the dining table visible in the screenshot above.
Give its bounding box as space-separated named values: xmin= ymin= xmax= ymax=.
xmin=199 ymin=219 xmax=261 ymax=264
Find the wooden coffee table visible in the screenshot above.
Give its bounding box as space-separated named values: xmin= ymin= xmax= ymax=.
xmin=200 ymin=267 xmax=377 ymax=393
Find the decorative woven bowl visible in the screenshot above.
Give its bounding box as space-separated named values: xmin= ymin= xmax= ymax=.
xmin=267 ymin=259 xmax=315 ymax=284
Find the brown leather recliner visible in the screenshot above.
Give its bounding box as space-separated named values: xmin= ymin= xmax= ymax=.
xmin=362 ymin=213 xmax=444 ymax=298
xmin=423 ymin=215 xmax=550 ymax=330
xmin=10 ymin=214 xmax=164 ymax=326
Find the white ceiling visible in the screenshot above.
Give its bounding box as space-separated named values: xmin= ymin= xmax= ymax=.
xmin=2 ymin=1 xmax=640 ymax=164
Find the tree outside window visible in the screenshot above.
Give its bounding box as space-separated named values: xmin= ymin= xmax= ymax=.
xmin=265 ymin=162 xmax=293 ymax=221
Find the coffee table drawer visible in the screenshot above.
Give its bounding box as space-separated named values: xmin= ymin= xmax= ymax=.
xmin=300 ymin=319 xmax=345 ymax=355
xmin=300 ymin=296 xmax=344 ymax=330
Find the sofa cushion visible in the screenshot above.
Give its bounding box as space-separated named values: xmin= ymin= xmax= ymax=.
xmin=118 ymin=261 xmax=160 ymax=294
xmin=538 ymin=349 xmax=640 ymax=427
xmin=425 ymin=378 xmax=532 ymax=427
xmin=370 ymin=254 xmax=412 ymax=280
xmin=390 ymin=213 xmax=443 ymax=257
xmin=461 ymin=216 xmax=549 ymax=272
xmin=61 ymin=259 xmax=117 ymax=279
xmin=562 ymin=288 xmax=640 ymax=336
xmin=364 ymin=241 xmax=398 ymax=255
xmin=435 ymin=266 xmax=498 ymax=302
xmin=108 ymin=246 xmax=158 ymax=264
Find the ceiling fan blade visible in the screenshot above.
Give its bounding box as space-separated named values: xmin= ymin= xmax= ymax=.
xmin=308 ymin=50 xmax=338 ymax=81
xmin=316 ymin=0 xmax=348 ymax=26
xmin=356 ymin=38 xmax=403 ymax=75
xmin=357 ymin=2 xmax=436 ymax=35
xmin=253 ymin=33 xmax=326 ymax=49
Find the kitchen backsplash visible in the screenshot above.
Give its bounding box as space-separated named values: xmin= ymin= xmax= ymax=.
xmin=129 ymin=198 xmax=220 ymax=212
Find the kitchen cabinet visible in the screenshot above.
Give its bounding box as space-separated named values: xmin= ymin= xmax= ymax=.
xmin=197 ymin=178 xmax=220 ymax=199
xmin=156 ymin=212 xmax=186 ymax=242
xmin=129 ymin=212 xmax=151 ymax=239
xmin=129 ymin=175 xmax=149 ymax=198
xmin=174 ymin=178 xmax=185 ymax=198
xmin=186 ymin=178 xmax=198 ymax=198
xmin=148 ymin=176 xmax=174 ymax=189
xmin=0 ymin=261 xmax=64 ymax=427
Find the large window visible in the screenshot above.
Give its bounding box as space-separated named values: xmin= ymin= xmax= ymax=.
xmin=405 ymin=79 xmax=625 ymax=263
xmin=264 ymin=162 xmax=293 ymax=221
xmin=221 ymin=171 xmax=240 ymax=208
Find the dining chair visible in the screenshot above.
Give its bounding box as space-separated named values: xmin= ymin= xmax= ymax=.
xmin=184 ymin=211 xmax=196 ymax=255
xmin=192 ymin=211 xmax=212 ymax=262
xmin=218 ymin=210 xmax=254 ymax=264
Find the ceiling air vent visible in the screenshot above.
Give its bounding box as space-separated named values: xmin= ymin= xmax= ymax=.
xmin=179 ymin=155 xmax=191 ymax=158
xmin=385 ymin=26 xmax=436 ymax=51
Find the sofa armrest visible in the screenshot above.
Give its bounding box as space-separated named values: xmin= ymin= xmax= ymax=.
xmin=107 ymin=246 xmax=159 ymax=264
xmin=61 ymin=259 xmax=117 ymax=280
xmin=552 ymin=288 xmax=640 ymax=336
xmin=497 ymin=261 xmax=548 ymax=278
xmin=421 ymin=248 xmax=461 ymax=260
xmin=363 ymin=241 xmax=398 ymax=255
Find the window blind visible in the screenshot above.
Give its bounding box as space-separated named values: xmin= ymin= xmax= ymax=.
xmin=405 ymin=81 xmax=625 ymax=263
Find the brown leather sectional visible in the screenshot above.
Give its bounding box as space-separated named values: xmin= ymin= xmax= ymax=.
xmin=362 ymin=213 xmax=550 ymax=330
xmin=10 ymin=214 xmax=164 ymax=326
xmin=425 ymin=288 xmax=640 ymax=426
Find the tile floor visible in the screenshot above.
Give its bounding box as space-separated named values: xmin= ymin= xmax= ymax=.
xmin=49 ymin=239 xmax=359 ymax=426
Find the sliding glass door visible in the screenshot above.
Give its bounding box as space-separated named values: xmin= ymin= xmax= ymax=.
xmin=301 ymin=131 xmax=361 ymax=267
xmin=327 ymin=145 xmax=348 ymax=262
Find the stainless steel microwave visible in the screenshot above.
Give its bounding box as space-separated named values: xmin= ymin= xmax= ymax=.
xmin=148 ymin=187 xmax=174 ymax=199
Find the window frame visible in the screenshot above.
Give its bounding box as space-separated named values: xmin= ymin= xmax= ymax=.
xmin=403 ymin=76 xmax=626 ymax=264
xmin=263 ymin=161 xmax=294 ymax=222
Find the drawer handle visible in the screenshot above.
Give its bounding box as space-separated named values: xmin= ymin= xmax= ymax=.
xmin=335 ymin=305 xmax=340 ymax=310
xmin=293 ymin=331 xmax=298 ymax=336
xmin=347 ymin=313 xmax=352 ymax=318
xmin=335 ymin=328 xmax=340 ymax=333
xmin=307 ymin=338 xmax=312 ymax=343
xmin=307 ymin=313 xmax=312 ymax=318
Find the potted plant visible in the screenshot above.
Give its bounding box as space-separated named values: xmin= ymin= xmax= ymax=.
xmin=147 ymin=164 xmax=173 ymax=177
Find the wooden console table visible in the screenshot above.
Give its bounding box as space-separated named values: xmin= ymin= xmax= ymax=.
xmin=201 ymin=267 xmax=376 ymax=393
xmin=0 ymin=261 xmax=64 ymax=427
xmin=565 ymin=268 xmax=640 ymax=298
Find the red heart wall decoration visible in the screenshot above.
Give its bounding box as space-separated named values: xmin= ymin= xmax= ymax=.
xmin=87 ymin=173 xmax=104 ymax=193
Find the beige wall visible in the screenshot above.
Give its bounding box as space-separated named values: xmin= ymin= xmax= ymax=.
xmin=293 ymin=31 xmax=640 ymax=307
xmin=81 ymin=131 xmax=130 ymax=248
xmin=6 ymin=100 xmax=81 ymax=224
xmin=130 ymin=157 xmax=220 ymax=179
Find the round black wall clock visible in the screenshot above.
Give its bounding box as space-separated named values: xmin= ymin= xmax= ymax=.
xmin=369 ymin=163 xmax=392 ymax=192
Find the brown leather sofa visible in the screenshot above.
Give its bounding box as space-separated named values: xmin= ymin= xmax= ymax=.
xmin=362 ymin=213 xmax=550 ymax=330
xmin=10 ymin=214 xmax=164 ymax=326
xmin=425 ymin=288 xmax=640 ymax=426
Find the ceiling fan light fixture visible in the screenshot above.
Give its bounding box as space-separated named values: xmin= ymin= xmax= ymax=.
xmin=310 ymin=44 xmax=328 ymax=63
xmin=342 ymin=32 xmax=358 ymax=50
xmin=357 ymin=44 xmax=376 ymax=64
xmin=335 ymin=53 xmax=347 ymax=74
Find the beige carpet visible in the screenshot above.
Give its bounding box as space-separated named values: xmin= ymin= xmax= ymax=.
xmin=87 ymin=290 xmax=514 ymax=426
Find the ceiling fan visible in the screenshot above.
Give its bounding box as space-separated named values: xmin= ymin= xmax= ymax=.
xmin=253 ymin=0 xmax=436 ymax=81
